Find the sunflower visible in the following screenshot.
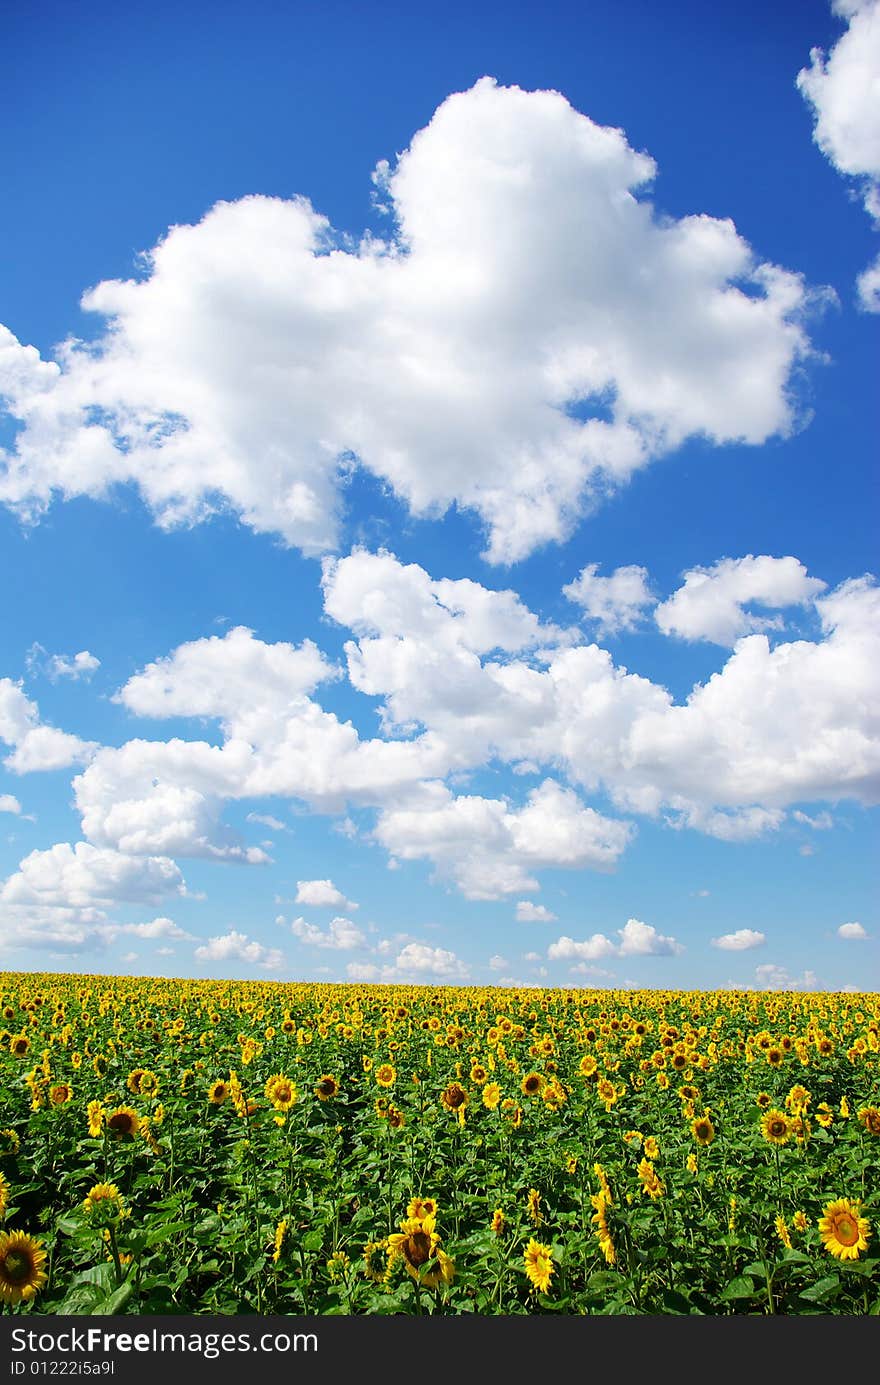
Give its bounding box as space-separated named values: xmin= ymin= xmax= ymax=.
xmin=86 ymin=1100 xmax=104 ymax=1138
xmin=375 ymin=1063 xmax=396 ymax=1088
xmin=470 ymin=1064 xmax=488 ymax=1085
xmin=138 ymin=1070 xmax=159 ymax=1097
xmin=482 ymin=1081 xmax=501 ymax=1110
xmin=9 ymin=1034 xmax=30 ymax=1057
xmin=49 ymin=1082 xmax=72 ymax=1106
xmin=591 ymin=1191 xmax=616 ymax=1266
xmin=643 ymin=1136 xmax=660 ymax=1160
xmin=691 ymin=1115 xmax=715 ymax=1146
xmin=637 ymin=1157 xmax=664 ymax=1200
xmin=857 ymin=1106 xmax=880 ymax=1136
xmin=407 ymin=1197 xmax=438 ymax=1220
xmin=775 ymin=1215 xmax=792 ymax=1250
xmin=362 ymin=1239 xmax=389 ymax=1284
xmin=82 ymin=1183 xmax=125 ymax=1222
xmin=760 ymin=1109 xmax=790 ymax=1146
xmin=314 ymin=1075 xmax=339 ymax=1101
xmin=105 ymin=1106 xmax=140 ymax=1140
xmin=126 ymin=1068 xmax=146 ymax=1095
xmin=491 ymin=1208 xmax=506 ymax=1237
xmin=755 ymin=1091 xmax=771 ymax=1109
xmin=686 ymin=1153 xmax=698 ymax=1174
xmin=386 ymin=1105 xmax=405 ymax=1130
xmin=265 ymin=1074 xmax=298 ymax=1111
xmin=272 ymin=1218 xmax=289 ymax=1264
xmin=527 ymin=1188 xmax=542 ymax=1225
xmin=0 ymin=1231 xmax=48 ymax=1305
xmin=785 ymin=1084 xmax=810 ymax=1114
xmin=521 ymin=1071 xmax=544 ymax=1098
xmin=579 ymin=1054 xmax=598 ymax=1078
xmin=387 ymin=1214 xmax=454 ymax=1288
xmin=818 ymin=1198 xmax=871 ymax=1261
xmin=523 ymin=1239 xmax=554 ymax=1294
xmin=208 ymin=1079 xmax=229 ymax=1105
xmin=0 ymin=1127 xmax=20 ymax=1156
xmin=793 ymin=1211 xmax=809 ymax=1232
xmin=440 ymin=1082 xmax=468 ymax=1113
xmin=815 ymin=1102 xmax=834 ymax=1128
xmin=0 ymin=1172 xmax=8 ymax=1218
xmin=766 ymin=1047 xmax=784 ymax=1067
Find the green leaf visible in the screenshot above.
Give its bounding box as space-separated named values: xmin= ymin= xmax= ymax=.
xmin=799 ymin=1275 xmax=841 ymax=1304
xmin=720 ymin=1275 xmax=757 ymax=1301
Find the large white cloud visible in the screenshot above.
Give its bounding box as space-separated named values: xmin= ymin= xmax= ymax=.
xmin=0 ymin=841 xmax=186 ymax=908
xmin=193 ymin=930 xmax=284 ymax=970
xmin=712 ymin=928 xmax=767 ymax=951
xmin=0 ymin=678 xmax=96 ymax=773
xmin=374 ymin=778 xmax=635 ymax=899
xmin=56 ymin=553 xmax=880 ymax=896
xmin=798 ymin=0 xmax=880 ymax=310
xmin=0 ymin=79 xmax=817 ymax=561
xmin=654 ymin=555 xmax=826 ymax=646
xmin=294 ymin=879 xmax=358 ymax=910
xmin=289 ymin=915 xmax=366 ymax=950
xmin=548 ymin=917 xmax=683 ymax=962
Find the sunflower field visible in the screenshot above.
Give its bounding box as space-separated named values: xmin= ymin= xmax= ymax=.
xmin=0 ymin=973 xmax=877 ymax=1316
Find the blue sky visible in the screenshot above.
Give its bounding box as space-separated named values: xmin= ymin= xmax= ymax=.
xmin=0 ymin=0 xmax=877 ymax=990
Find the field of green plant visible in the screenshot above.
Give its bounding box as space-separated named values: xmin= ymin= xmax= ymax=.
xmin=1 ymin=973 xmax=877 ymax=1315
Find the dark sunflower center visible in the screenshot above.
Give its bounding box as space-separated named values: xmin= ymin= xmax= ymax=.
xmin=109 ymin=1114 xmax=133 ymax=1134
xmin=319 ymin=1081 xmax=335 ymax=1096
xmin=405 ymin=1232 xmax=432 ymax=1268
xmin=447 ymin=1086 xmax=465 ymax=1107
xmin=2 ymin=1250 xmax=33 ymax=1285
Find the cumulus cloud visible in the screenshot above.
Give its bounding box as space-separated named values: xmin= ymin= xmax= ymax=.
xmin=0 ymin=678 xmax=97 ymax=773
xmin=616 ymin=918 xmax=684 ymax=955
xmin=46 ymin=553 xmax=878 ymax=902
xmin=290 ymin=915 xmax=366 ymax=950
xmin=194 ymin=930 xmax=284 ymax=970
xmin=0 ymin=79 xmax=818 ymax=562
xmin=655 ymin=555 xmax=826 ymax=646
xmin=0 ymin=793 xmax=21 ymax=814
xmin=563 ymin=564 xmax=655 ymax=634
xmin=548 ymin=917 xmax=682 ymax=961
xmin=712 ymin=928 xmax=767 ymax=951
xmin=294 ymin=878 xmax=358 ymax=910
xmin=516 ymin=900 xmax=558 ymax=923
xmin=246 ymin=812 xmax=286 ymax=831
xmin=374 ymin=779 xmax=635 ymax=899
xmin=798 ymin=0 xmax=880 ymax=310
xmin=348 ymin=941 xmax=469 ymax=982
xmin=0 ymin=841 xmax=187 ymax=909
xmin=837 ymin=921 xmax=868 ymax=939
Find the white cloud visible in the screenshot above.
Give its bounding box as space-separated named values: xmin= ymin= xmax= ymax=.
xmin=655 ymin=555 xmax=826 ymax=646
xmin=563 ymin=564 xmax=655 ymax=634
xmin=837 ymin=921 xmax=868 ymax=939
xmin=0 ymin=79 xmax=818 ymax=562
xmin=548 ymin=916 xmax=682 ymax=961
xmin=27 ymin=645 xmax=100 ymax=682
xmin=194 ymin=930 xmax=284 ymax=970
xmin=290 ymin=915 xmax=366 ymax=950
xmin=346 ymin=941 xmax=469 ymax=982
xmin=246 ymin=812 xmax=286 ymax=831
xmin=548 ymin=933 xmax=617 ymax=962
xmin=119 ymin=916 xmax=194 ymax=941
xmin=712 ymin=928 xmax=767 ymax=951
xmin=798 ymin=0 xmax=880 ymax=310
xmin=616 ymin=917 xmax=684 ymax=956
xmin=0 ymin=678 xmax=96 ymax=773
xmin=374 ymin=778 xmax=634 ymax=899
xmin=488 ymin=954 xmax=508 ymax=970
xmin=516 ymin=900 xmax=558 ymax=923
xmin=0 ymin=841 xmax=186 ymax=909
xmin=0 ymin=794 xmax=21 ymax=814
xmin=294 ymin=878 xmax=358 ymax=910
